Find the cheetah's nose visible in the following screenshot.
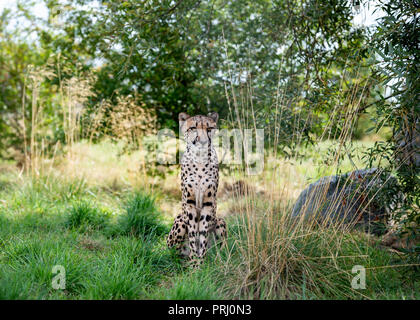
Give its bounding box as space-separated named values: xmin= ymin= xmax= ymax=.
xmin=196 ymin=135 xmax=208 ymax=146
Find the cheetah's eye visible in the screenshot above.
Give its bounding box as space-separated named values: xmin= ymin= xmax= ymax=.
xmin=188 ymin=127 xmax=196 ymax=131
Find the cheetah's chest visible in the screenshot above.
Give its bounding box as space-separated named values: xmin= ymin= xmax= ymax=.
xmin=181 ymin=163 xmax=218 ymax=190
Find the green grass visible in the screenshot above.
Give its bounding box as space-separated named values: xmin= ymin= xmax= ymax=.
xmin=114 ymin=192 xmax=168 ymax=239
xmin=65 ymin=201 xmax=112 ymax=231
xmin=0 ymin=163 xmax=418 ymax=300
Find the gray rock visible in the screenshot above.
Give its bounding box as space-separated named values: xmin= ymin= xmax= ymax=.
xmin=291 ymin=168 xmax=396 ymax=234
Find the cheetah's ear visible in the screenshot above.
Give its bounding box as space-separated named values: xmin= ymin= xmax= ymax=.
xmin=179 ymin=112 xmax=190 ymax=122
xmin=207 ymin=112 xmax=219 ymax=123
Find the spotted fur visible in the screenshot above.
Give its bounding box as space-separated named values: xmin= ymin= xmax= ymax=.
xmin=167 ymin=112 xmax=227 ymax=264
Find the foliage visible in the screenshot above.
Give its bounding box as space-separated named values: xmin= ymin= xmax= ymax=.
xmin=0 ymin=1 xmax=415 ymax=153
xmin=0 ymin=8 xmax=53 ymax=160
xmin=28 ymin=0 xmax=373 ymax=142
xmin=364 ymin=0 xmax=419 ymax=250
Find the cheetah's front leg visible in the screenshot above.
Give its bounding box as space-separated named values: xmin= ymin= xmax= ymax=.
xmin=184 ymin=202 xmax=200 ymax=260
xmin=197 ymin=203 xmax=215 ymax=258
xmin=167 ymin=214 xmax=188 ymax=254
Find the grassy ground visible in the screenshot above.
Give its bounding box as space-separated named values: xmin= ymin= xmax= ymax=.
xmin=0 ymin=140 xmax=418 ymax=300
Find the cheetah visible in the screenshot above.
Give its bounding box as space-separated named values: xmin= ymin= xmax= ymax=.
xmin=167 ymin=112 xmax=227 ymax=264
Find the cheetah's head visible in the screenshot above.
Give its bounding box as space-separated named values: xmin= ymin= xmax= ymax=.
xmin=179 ymin=112 xmax=219 ymax=147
